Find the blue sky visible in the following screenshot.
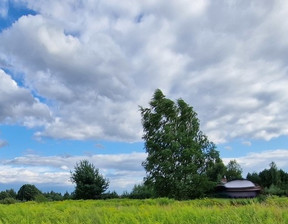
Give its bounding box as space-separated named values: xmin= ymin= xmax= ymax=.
xmin=1 ymin=0 xmax=288 ymax=194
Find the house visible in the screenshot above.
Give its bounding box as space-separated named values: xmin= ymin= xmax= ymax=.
xmin=216 ymin=179 xmax=261 ymax=198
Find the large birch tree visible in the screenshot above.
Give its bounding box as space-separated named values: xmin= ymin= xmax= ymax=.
xmin=140 ymin=89 xmax=225 ymax=199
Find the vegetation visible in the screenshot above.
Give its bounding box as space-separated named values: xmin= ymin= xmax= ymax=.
xmin=70 ymin=160 xmax=109 ymax=199
xmin=43 ymin=191 xmax=67 ymax=201
xmin=17 ymin=184 xmax=42 ymax=201
xmin=0 ymin=197 xmax=287 ymax=223
xmin=140 ymin=89 xmax=225 ymax=199
xmin=0 ymin=189 xmax=17 ymax=200
xmin=247 ymin=162 xmax=288 ymax=196
xmin=128 ymin=183 xmax=155 ymax=199
xmin=225 ymin=159 xmax=243 ymax=181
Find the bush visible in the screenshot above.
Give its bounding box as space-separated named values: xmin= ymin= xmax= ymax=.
xmin=0 ymin=197 xmax=18 ymax=204
xmin=256 ymin=194 xmax=268 ymax=203
xmin=264 ymin=184 xmax=286 ymax=196
xmin=0 ymin=189 xmax=17 ymax=200
xmin=35 ymin=194 xmax=49 ymax=203
xmin=129 ymin=184 xmax=155 ymax=199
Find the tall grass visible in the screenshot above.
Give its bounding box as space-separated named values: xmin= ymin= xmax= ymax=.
xmin=0 ymin=197 xmax=287 ymax=223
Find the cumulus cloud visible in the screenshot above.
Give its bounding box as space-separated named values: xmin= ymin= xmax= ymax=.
xmin=0 ymin=69 xmax=52 ymax=127
xmin=0 ymin=0 xmax=288 ymax=143
xmin=223 ymin=149 xmax=288 ymax=176
xmin=0 ymin=165 xmax=70 ymax=185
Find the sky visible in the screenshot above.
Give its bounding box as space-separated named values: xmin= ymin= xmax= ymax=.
xmin=0 ymin=0 xmax=288 ymax=194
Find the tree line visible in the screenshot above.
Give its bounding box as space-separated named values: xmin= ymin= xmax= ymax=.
xmin=0 ymin=185 xmax=71 ymax=204
xmin=1 ymin=160 xmax=286 ymax=203
xmin=246 ymin=162 xmax=288 ymax=196
xmin=0 ymin=183 xmax=120 ymax=204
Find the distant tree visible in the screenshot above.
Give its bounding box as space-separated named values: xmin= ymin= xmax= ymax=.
xmin=0 ymin=191 xmax=9 ymax=200
xmin=246 ymin=172 xmax=261 ymax=185
xmin=129 ymin=183 xmax=155 ymax=199
xmin=101 ymin=191 xmax=119 ymax=199
xmin=225 ymin=160 xmax=243 ymax=181
xmin=6 ymin=189 xmax=17 ymax=199
xmin=43 ymin=191 xmax=63 ymax=201
xmin=259 ymin=162 xmax=280 ymax=188
xmin=247 ymin=162 xmax=288 ymax=196
xmin=269 ymin=162 xmax=280 ymax=186
xmin=63 ymin=191 xmax=71 ymax=200
xmin=278 ymin=169 xmax=288 ymax=190
xmin=17 ymin=184 xmax=41 ymax=201
xmin=0 ymin=189 xmax=17 ymax=200
xmin=70 ymin=160 xmax=109 ymax=199
xmin=121 ymin=191 xmax=130 ymax=198
xmin=258 ymin=169 xmax=271 ymax=188
xmin=140 ymin=89 xmax=225 ymax=199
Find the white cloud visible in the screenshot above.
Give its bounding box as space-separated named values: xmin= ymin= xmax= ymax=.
xmin=223 ymin=149 xmax=288 ymax=177
xmin=0 ymin=0 xmax=288 ymax=143
xmin=0 ymin=165 xmax=71 ymax=185
xmin=0 ymin=69 xmax=52 ymax=126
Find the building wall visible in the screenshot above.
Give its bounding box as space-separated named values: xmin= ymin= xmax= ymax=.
xmin=224 ymin=191 xmax=258 ymax=198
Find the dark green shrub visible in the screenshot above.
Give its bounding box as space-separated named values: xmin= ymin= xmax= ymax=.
xmin=264 ymin=184 xmax=286 ymax=196
xmin=35 ymin=194 xmax=49 ymax=203
xmin=17 ymin=184 xmax=42 ymax=201
xmin=101 ymin=191 xmax=119 ymax=199
xmin=0 ymin=197 xmax=18 ymax=204
xmin=129 ymin=184 xmax=154 ymax=199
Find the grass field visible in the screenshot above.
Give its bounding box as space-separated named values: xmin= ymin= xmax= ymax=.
xmin=0 ymin=197 xmax=287 ymax=223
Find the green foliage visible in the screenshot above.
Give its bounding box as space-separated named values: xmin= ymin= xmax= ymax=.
xmin=63 ymin=191 xmax=72 ymax=200
xmin=246 ymin=162 xmax=288 ymax=196
xmin=0 ymin=189 xmax=17 ymax=200
xmin=101 ymin=191 xmax=119 ymax=199
xmin=0 ymin=197 xmax=18 ymax=204
xmin=121 ymin=191 xmax=130 ymax=198
xmin=35 ymin=194 xmax=49 ymax=203
xmin=259 ymin=162 xmax=280 ymax=188
xmin=129 ymin=183 xmax=155 ymax=199
xmin=247 ymin=172 xmax=261 ymax=185
xmin=70 ymin=160 xmax=109 ymax=199
xmin=140 ymin=89 xmax=225 ymax=199
xmin=264 ymin=184 xmax=286 ymax=196
xmin=43 ymin=191 xmax=64 ymax=201
xmin=17 ymin=184 xmax=42 ymax=201
xmin=225 ymin=160 xmax=243 ymax=181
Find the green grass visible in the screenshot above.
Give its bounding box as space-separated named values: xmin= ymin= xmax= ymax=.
xmin=0 ymin=197 xmax=287 ymax=223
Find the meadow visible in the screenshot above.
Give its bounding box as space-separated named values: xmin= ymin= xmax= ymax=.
xmin=0 ymin=197 xmax=287 ymax=224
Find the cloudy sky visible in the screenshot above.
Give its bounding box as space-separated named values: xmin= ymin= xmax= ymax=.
xmin=0 ymin=0 xmax=288 ymax=194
